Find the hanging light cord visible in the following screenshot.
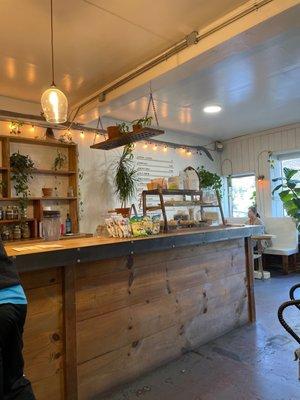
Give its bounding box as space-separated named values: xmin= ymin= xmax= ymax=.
xmin=50 ymin=0 xmax=55 ymax=86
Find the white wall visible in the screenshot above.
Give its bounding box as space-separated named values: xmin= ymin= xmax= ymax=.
xmin=220 ymin=122 xmax=300 ymax=217
xmin=76 ymin=123 xmax=220 ymax=233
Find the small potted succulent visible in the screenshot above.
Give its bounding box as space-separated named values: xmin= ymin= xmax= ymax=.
xmin=131 ymin=116 xmax=152 ymax=132
xmin=114 ymin=144 xmax=138 ymax=217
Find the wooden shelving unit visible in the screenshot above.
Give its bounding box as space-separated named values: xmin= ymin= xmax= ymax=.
xmin=142 ymin=188 xmax=225 ymax=233
xmin=0 ymin=135 xmax=79 ymax=238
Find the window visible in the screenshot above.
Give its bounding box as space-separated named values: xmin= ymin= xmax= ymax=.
xmin=228 ymin=175 xmax=256 ymax=218
xmin=271 ymin=153 xmax=300 ymax=216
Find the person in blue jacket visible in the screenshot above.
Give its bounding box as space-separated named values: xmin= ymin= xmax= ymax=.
xmin=0 ymin=241 xmax=35 ymax=399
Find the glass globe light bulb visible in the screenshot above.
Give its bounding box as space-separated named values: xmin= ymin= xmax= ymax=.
xmin=41 ymin=85 xmax=68 ymax=123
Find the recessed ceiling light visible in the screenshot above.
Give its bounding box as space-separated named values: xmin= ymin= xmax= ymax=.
xmin=203 ymin=105 xmax=222 ymax=114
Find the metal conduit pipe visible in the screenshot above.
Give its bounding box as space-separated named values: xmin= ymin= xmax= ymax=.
xmin=76 ymin=0 xmax=274 ymax=111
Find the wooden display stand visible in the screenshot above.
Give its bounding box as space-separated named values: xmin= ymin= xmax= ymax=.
xmin=0 ymin=135 xmax=79 ymax=238
xmin=142 ymin=188 xmax=225 ymax=232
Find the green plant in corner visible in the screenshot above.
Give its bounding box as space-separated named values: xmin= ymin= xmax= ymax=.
xmin=272 ymin=167 xmax=300 ymax=231
xmin=114 ymin=144 xmax=139 ymax=208
xmin=10 ymin=152 xmax=35 ymax=218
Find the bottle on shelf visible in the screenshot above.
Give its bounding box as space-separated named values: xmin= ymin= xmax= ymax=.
xmin=65 ymin=213 xmax=72 ymax=235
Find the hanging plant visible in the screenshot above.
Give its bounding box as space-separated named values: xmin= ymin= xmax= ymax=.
xmin=9 ymin=121 xmax=23 ymax=135
xmin=78 ymin=168 xmax=84 ymax=220
xmin=114 ymin=144 xmax=139 ymax=209
xmin=10 ymin=152 xmax=35 ymax=216
xmin=131 ymin=116 xmax=152 ymax=131
xmin=53 ymin=150 xmax=67 ymax=171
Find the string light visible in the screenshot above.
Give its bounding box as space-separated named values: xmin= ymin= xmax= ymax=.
xmin=153 ymin=144 xmax=158 ymax=151
xmin=163 ymin=145 xmax=168 ymax=152
xmin=80 ymin=131 xmax=85 ymax=138
xmin=143 ymin=142 xmax=148 ymax=149
xmin=30 ymin=125 xmax=35 ymax=133
xmin=186 ymin=149 xmax=192 ymax=156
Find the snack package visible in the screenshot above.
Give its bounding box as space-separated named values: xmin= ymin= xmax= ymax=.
xmin=130 ymin=216 xmax=148 ymax=237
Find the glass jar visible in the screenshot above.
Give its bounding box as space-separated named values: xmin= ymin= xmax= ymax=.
xmin=0 ymin=206 xmax=3 ymax=220
xmin=42 ymin=210 xmax=61 ymax=241
xmin=13 ymin=206 xmax=19 ymax=220
xmin=6 ymin=206 xmax=14 ymax=220
xmin=21 ymin=223 xmax=31 ymax=239
xmin=13 ymin=225 xmax=22 ymax=240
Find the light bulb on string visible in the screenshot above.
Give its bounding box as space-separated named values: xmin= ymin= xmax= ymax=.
xmin=163 ymin=145 xmax=168 ymax=152
xmin=80 ymin=131 xmax=85 ymax=138
xmin=143 ymin=142 xmax=148 ymax=149
xmin=186 ymin=149 xmax=192 ymax=156
xmin=30 ymin=125 xmax=35 ymax=133
xmin=153 ymin=144 xmax=158 ymax=151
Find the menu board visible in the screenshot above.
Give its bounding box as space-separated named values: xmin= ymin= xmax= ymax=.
xmin=134 ymin=154 xmax=175 ymax=211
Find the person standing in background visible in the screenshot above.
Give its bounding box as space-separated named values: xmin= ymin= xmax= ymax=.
xmin=0 ymin=241 xmax=35 ymax=399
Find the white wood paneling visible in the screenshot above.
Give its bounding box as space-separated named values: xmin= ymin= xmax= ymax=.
xmin=221 ymin=122 xmax=300 ymax=217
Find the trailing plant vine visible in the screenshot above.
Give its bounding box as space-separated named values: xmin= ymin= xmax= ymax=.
xmin=114 ymin=144 xmax=139 ymax=207
xmin=10 ymin=152 xmax=35 ymax=217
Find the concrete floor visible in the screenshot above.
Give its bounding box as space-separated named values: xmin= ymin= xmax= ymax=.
xmin=103 ymin=272 xmax=300 ymax=400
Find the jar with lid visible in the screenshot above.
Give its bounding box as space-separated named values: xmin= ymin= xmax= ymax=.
xmin=6 ymin=206 xmax=14 ymax=220
xmin=13 ymin=225 xmax=22 ymax=240
xmin=12 ymin=206 xmax=19 ymax=220
xmin=21 ymin=223 xmax=31 ymax=239
xmin=1 ymin=226 xmax=10 ymax=241
xmin=42 ymin=210 xmax=61 ymax=241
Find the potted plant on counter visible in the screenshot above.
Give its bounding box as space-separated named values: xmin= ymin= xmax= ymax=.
xmin=114 ymin=144 xmax=138 ymax=217
xmin=272 ymin=167 xmax=300 ymax=230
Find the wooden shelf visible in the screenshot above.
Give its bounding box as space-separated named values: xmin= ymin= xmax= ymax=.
xmin=90 ymin=127 xmax=164 ymax=150
xmin=6 ymin=135 xmax=76 ymax=148
xmin=24 ymin=169 xmax=76 ymax=176
xmin=0 ymin=197 xmax=77 ymax=201
xmin=0 ymin=167 xmax=8 ymax=171
xmin=143 ymin=189 xmax=202 ymax=196
xmin=0 ymin=218 xmax=35 ymax=225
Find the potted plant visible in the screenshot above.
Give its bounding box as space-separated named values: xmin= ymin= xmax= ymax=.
xmin=272 ymin=167 xmax=300 ymax=230
xmin=10 ymin=152 xmax=35 ymax=218
xmin=131 ymin=116 xmax=152 ymax=132
xmin=185 ymin=165 xmax=222 ymax=194
xmin=114 ymin=144 xmax=138 ymax=217
xmin=107 ymin=122 xmax=130 ymax=140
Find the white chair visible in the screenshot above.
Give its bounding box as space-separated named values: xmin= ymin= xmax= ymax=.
xmin=263 ymin=217 xmax=298 ymax=274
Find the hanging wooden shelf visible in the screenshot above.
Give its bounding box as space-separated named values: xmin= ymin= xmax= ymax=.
xmin=90 ymin=127 xmax=164 ymax=150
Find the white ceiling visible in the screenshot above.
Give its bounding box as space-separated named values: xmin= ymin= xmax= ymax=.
xmin=105 ymin=10 xmax=300 ymax=140
xmin=0 ymin=0 xmax=248 ymax=105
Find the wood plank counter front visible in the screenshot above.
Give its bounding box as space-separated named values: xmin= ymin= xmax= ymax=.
xmin=5 ymin=226 xmax=262 ymax=399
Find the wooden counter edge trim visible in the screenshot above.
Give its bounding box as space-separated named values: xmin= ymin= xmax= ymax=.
xmin=63 ymin=264 xmax=78 ymax=399
xmin=245 ymin=237 xmax=256 ymax=323
xmin=12 ymin=226 xmax=263 ymax=272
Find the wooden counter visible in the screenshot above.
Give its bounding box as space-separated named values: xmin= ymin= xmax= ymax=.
xmin=5 ymin=225 xmax=261 ymax=399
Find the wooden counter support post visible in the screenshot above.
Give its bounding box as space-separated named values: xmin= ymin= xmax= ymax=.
xmin=63 ymin=264 xmax=78 ymax=400
xmin=245 ymin=237 xmax=256 ymax=322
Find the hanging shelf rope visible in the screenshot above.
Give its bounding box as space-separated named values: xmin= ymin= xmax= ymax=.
xmin=90 ymin=87 xmax=164 ymax=151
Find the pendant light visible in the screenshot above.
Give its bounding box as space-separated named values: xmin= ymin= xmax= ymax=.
xmin=41 ymin=0 xmax=68 ymax=123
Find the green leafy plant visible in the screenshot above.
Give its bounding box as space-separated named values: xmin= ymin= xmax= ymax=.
xmin=0 ymin=181 xmax=7 ymax=197
xmin=117 ymin=122 xmax=130 ymax=134
xmin=114 ymin=144 xmax=139 ymax=207
xmin=78 ymin=168 xmax=84 ymax=220
xmin=250 ymin=190 xmax=257 ymax=207
xmin=272 ymin=167 xmax=300 ymax=230
xmin=197 ymin=166 xmax=222 ymax=192
xmin=53 ymin=151 xmax=67 ymax=171
xmin=10 ymin=152 xmax=35 ymax=216
xmin=131 ymin=116 xmax=152 ymax=129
